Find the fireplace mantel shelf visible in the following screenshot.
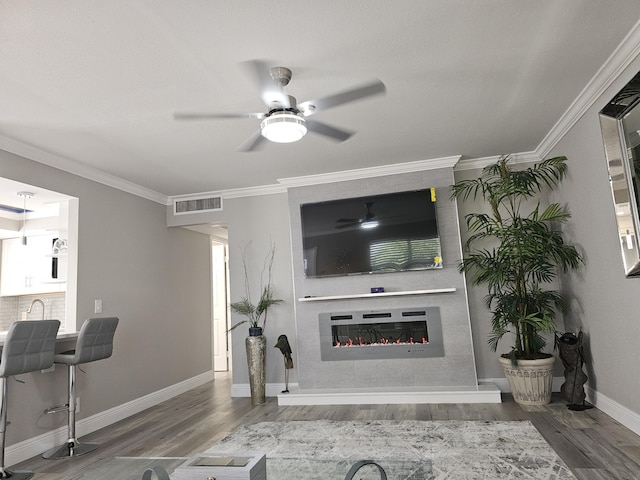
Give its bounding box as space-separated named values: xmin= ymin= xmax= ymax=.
xmin=298 ymin=288 xmax=456 ymax=302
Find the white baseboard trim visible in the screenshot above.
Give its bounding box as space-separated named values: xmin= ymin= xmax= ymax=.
xmin=276 ymin=384 xmax=502 ymax=405
xmin=7 ymin=370 xmax=214 ymax=467
xmin=232 ymin=382 xmax=502 ymax=405
xmin=231 ymin=382 xmax=299 ymax=398
xmin=586 ymin=385 xmax=640 ymax=437
xmin=480 ymin=376 xmax=565 ymax=393
xmin=231 ymin=377 xmax=566 ymax=399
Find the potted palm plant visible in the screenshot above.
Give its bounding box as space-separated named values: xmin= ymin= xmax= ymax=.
xmin=230 ymin=243 xmax=283 ymax=335
xmin=229 ymin=243 xmax=283 ymax=405
xmin=451 ymin=155 xmax=583 ymax=405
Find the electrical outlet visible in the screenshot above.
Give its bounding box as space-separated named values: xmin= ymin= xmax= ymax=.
xmin=21 ymin=311 xmax=27 ymax=320
xmin=94 ymin=299 xmax=102 ymax=314
xmin=75 ymin=397 xmax=80 ymax=413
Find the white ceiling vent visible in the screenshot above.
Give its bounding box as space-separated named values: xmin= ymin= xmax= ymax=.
xmin=174 ymin=195 xmax=223 ymax=215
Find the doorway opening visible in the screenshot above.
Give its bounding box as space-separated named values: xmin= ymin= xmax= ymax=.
xmin=212 ymin=240 xmax=231 ymax=372
xmin=182 ymin=223 xmax=232 ymax=376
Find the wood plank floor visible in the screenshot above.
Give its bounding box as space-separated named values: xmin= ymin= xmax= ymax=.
xmin=14 ymin=372 xmax=640 ymax=479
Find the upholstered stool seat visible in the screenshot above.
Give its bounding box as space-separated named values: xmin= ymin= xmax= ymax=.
xmin=42 ymin=317 xmax=118 ymax=459
xmin=0 ymin=319 xmax=60 ymax=480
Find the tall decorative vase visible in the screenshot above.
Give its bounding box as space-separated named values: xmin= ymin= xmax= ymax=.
xmin=245 ymin=330 xmax=266 ymax=405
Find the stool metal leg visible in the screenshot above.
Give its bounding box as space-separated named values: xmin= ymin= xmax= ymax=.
xmin=42 ymin=365 xmax=98 ymax=459
xmin=0 ymin=378 xmax=34 ymax=480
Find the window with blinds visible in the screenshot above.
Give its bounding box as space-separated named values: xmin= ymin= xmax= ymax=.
xmin=369 ymin=238 xmax=442 ymax=272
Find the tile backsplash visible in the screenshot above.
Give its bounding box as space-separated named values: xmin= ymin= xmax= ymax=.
xmin=0 ymin=293 xmax=66 ymax=331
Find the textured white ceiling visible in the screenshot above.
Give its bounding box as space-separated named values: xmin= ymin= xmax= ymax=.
xmin=1 ymin=1 xmax=640 ymax=198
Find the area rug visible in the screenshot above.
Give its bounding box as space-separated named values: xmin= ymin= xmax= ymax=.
xmin=206 ymin=420 xmax=576 ymax=480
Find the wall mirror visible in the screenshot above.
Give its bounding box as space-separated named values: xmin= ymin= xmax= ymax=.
xmin=599 ymin=71 xmax=640 ymax=277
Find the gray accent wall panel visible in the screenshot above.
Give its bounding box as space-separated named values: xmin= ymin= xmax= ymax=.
xmin=287 ymin=167 xmax=478 ymax=389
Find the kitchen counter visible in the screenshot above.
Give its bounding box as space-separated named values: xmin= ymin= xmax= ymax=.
xmin=0 ymin=330 xmax=78 ymax=347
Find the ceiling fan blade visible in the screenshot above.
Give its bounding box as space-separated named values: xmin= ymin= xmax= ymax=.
xmin=306 ymin=119 xmax=353 ymax=142
xmin=242 ymin=59 xmax=291 ymax=109
xmin=237 ymin=130 xmax=268 ymax=152
xmin=174 ymin=112 xmax=265 ymax=120
xmin=299 ymin=79 xmax=385 ymax=115
xmin=335 ymin=222 xmax=359 ymax=229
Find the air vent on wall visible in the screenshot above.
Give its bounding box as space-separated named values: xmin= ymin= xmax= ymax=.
xmin=174 ymin=196 xmax=223 ymax=215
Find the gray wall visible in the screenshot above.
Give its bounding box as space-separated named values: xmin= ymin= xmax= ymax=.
xmin=169 ymin=193 xmax=295 ymax=387
xmin=287 ymin=167 xmax=478 ymax=389
xmin=1 ymin=150 xmax=212 ymax=445
xmin=450 ymin=58 xmax=640 ymax=414
xmin=168 ymin=169 xmax=480 ymax=392
xmin=452 ymin=164 xmax=569 ymax=379
xmin=542 ymin=57 xmax=640 ymax=414
xmin=449 ymin=167 xmax=502 ymax=380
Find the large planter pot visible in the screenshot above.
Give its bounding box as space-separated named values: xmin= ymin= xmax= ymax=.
xmin=245 ymin=334 xmax=266 ymax=405
xmin=499 ymin=355 xmax=555 ymax=406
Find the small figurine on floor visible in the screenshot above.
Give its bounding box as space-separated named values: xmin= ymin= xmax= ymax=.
xmin=274 ymin=334 xmax=293 ymax=393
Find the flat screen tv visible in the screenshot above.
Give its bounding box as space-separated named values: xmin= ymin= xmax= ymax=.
xmin=300 ymin=188 xmax=442 ymax=278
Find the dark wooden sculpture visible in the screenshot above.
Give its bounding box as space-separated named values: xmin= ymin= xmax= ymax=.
xmin=274 ymin=334 xmax=293 ymax=393
xmin=558 ymin=331 xmax=592 ymax=411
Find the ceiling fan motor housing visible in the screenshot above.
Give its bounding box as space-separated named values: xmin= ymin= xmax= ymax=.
xmin=268 ymin=94 xmax=298 ymax=112
xmin=270 ymin=66 xmax=292 ymax=87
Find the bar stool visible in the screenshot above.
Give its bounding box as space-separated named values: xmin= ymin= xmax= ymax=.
xmin=0 ymin=319 xmax=60 ymax=480
xmin=42 ymin=317 xmax=118 ymax=459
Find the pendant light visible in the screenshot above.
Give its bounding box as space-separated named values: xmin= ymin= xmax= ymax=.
xmin=17 ymin=191 xmax=34 ymax=246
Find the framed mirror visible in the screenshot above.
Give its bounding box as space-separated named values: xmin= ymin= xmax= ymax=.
xmin=599 ymin=71 xmax=640 ymax=277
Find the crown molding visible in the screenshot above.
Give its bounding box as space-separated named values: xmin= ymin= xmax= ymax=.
xmin=454 ymin=152 xmax=541 ymax=172
xmin=168 ymin=157 xmax=461 ymax=203
xmin=170 ymin=183 xmax=287 ymax=203
xmin=536 ymin=18 xmax=640 ymax=158
xmin=278 ymin=156 xmax=462 ymax=188
xmin=218 ymin=183 xmax=287 ymax=198
xmin=0 ymin=135 xmax=169 ymax=205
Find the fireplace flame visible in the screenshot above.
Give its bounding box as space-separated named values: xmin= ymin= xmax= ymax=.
xmin=333 ymin=336 xmax=428 ymax=348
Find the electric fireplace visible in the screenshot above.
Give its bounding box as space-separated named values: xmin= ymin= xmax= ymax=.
xmin=319 ymin=307 xmax=444 ymax=361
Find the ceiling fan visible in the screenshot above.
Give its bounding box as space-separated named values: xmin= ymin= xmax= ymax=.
xmin=173 ymin=60 xmax=386 ymax=152
xmin=336 ymin=202 xmax=379 ymax=229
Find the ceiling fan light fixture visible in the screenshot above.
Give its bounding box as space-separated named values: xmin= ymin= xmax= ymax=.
xmin=261 ymin=112 xmax=307 ymax=143
xmin=361 ymin=220 xmax=379 ymax=229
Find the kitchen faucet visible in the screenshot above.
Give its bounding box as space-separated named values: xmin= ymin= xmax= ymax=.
xmin=27 ymin=298 xmax=45 ymax=320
